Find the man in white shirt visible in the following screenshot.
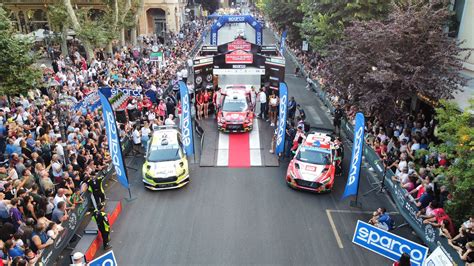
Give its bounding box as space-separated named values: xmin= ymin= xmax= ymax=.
xmin=165 ymin=114 xmax=175 ymax=126
xmin=181 ymin=68 xmax=188 ymax=84
xmin=132 ymin=125 xmax=141 ymax=155
xmin=53 ymin=188 xmax=68 ymax=208
xmin=258 ymin=88 xmax=267 ymax=120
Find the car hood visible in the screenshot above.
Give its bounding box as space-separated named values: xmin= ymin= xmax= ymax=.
xmin=145 ymin=161 xmax=178 ymax=177
xmin=222 ymin=111 xmax=246 ymax=122
xmin=295 ymin=161 xmax=328 ymax=182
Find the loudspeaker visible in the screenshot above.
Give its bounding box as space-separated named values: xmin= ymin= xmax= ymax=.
xmin=115 ymin=109 xmax=127 ymax=124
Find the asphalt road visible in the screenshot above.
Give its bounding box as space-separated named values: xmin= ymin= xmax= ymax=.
xmin=99 ymin=27 xmax=413 ymax=265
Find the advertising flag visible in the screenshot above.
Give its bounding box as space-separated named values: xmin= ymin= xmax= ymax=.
xmin=98 ymin=89 xmax=129 ymax=189
xmin=178 ymin=81 xmax=194 ymax=155
xmin=280 ymin=30 xmax=287 ymax=56
xmin=341 ymin=112 xmax=365 ymax=199
xmin=276 ymin=82 xmax=288 ymax=154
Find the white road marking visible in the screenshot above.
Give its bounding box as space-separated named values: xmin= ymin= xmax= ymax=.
xmin=326 ymin=209 xmax=344 ymax=249
xmin=307 ymin=106 xmax=323 ymax=125
xmin=216 ymin=132 xmax=229 ymax=166
xmin=249 ymin=119 xmax=260 ymax=149
xmin=249 ymin=119 xmax=262 ymax=166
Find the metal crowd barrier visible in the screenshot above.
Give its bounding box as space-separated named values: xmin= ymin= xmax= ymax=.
xmin=39 ymin=136 xmax=132 ymax=265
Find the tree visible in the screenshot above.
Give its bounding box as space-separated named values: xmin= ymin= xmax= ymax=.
xmin=428 ymin=100 xmax=474 ymax=226
xmin=321 ymin=1 xmax=471 ymax=120
xmin=201 ymin=0 xmax=220 ymax=14
xmin=47 ymin=4 xmax=70 ymax=56
xmin=260 ymin=0 xmax=303 ymax=42
xmin=297 ymin=0 xmax=393 ymax=53
xmin=0 ymin=7 xmax=42 ymax=96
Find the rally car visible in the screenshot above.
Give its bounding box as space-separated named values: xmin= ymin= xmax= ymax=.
xmin=142 ymin=126 xmax=189 ymax=190
xmin=216 ymin=85 xmax=254 ymax=132
xmin=286 ymin=131 xmax=337 ymax=193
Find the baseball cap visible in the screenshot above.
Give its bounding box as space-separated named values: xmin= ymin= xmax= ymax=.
xmin=72 ymin=252 xmax=84 ymax=260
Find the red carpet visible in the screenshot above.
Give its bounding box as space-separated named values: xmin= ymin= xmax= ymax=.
xmin=228 ymin=133 xmax=250 ymax=168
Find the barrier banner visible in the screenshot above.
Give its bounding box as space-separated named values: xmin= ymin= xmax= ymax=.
xmin=342 ymin=112 xmax=365 ymax=199
xmin=275 ymin=82 xmax=288 ymax=154
xmin=99 ymin=89 xmax=130 ymax=189
xmin=179 ymin=81 xmax=194 ymax=155
xmin=352 ymin=220 xmax=429 ymax=266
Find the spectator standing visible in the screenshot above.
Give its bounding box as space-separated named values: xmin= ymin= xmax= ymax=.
xmin=333 ymin=104 xmax=344 ymax=135
xmin=258 ymin=88 xmax=267 ymax=120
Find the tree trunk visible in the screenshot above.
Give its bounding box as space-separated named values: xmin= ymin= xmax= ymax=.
xmin=132 ymin=0 xmax=146 ymax=46
xmin=120 ymin=28 xmax=126 ymax=46
xmin=63 ymin=0 xmax=96 ymax=61
xmin=131 ymin=27 xmax=137 ymax=46
xmin=118 ymin=0 xmax=132 ymax=47
xmin=61 ymin=25 xmax=68 ymax=57
xmin=63 ymin=0 xmax=80 ymax=30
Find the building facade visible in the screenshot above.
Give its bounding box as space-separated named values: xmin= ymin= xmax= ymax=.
xmin=455 ymin=0 xmax=474 ymax=71
xmin=2 ymin=0 xmax=189 ymax=39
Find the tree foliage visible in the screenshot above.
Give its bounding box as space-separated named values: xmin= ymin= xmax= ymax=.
xmin=429 ymin=100 xmax=474 ymax=226
xmin=201 ymin=0 xmax=220 ymax=14
xmin=260 ymin=0 xmax=303 ymax=42
xmin=321 ymin=1 xmax=471 ymax=120
xmin=297 ymin=0 xmax=393 ymax=53
xmin=0 ymin=7 xmax=42 ymax=96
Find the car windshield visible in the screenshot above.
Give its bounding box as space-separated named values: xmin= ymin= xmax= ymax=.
xmin=222 ymin=95 xmax=248 ymax=112
xmin=147 ymin=144 xmax=181 ymax=162
xmin=296 ymin=147 xmax=330 ymax=165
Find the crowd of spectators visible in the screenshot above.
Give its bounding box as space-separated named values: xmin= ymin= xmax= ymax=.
xmin=0 ymin=18 xmax=207 ymax=265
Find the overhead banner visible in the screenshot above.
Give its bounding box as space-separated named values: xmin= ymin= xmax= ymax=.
xmin=225 ymin=50 xmax=254 ymax=64
xmin=280 ymin=30 xmax=287 ymax=56
xmin=210 ymin=15 xmax=263 ymax=45
xmin=178 ymin=81 xmax=194 ymax=155
xmin=99 ymin=89 xmax=130 ymax=189
xmin=352 ymin=220 xmax=429 ymax=266
xmin=275 ymin=82 xmax=288 ymax=154
xmin=228 ymin=38 xmax=251 ymax=51
xmin=341 ymin=112 xmax=365 ymax=199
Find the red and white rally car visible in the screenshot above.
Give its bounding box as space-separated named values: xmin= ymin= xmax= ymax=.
xmin=286 ymin=131 xmax=337 ymax=193
xmin=216 ymin=85 xmax=254 ymax=132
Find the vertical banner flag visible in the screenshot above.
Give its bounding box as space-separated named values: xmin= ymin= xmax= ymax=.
xmin=280 ymin=30 xmax=287 ymax=56
xmin=98 ymin=89 xmax=129 ymax=189
xmin=276 ymin=82 xmax=288 ymax=154
xmin=178 ymin=81 xmax=194 ymax=155
xmin=341 ymin=112 xmax=365 ymax=199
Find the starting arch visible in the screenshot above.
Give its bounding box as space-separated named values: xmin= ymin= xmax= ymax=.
xmin=210 ymin=15 xmax=263 ymax=46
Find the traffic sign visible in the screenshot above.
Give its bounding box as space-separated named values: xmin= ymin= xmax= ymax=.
xmin=89 ymin=250 xmax=117 ymax=266
xmin=150 ymin=52 xmax=163 ymax=62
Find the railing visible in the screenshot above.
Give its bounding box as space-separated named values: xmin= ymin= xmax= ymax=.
xmin=269 ymin=28 xmax=465 ymax=266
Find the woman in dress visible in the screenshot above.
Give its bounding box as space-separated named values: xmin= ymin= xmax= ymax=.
xmin=268 ymin=91 xmax=279 ymax=127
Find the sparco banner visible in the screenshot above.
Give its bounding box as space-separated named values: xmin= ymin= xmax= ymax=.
xmin=179 ymin=81 xmax=194 ymax=155
xmin=276 ymin=82 xmax=288 ymax=154
xmin=342 ymin=112 xmax=365 ymax=199
xmin=99 ymin=89 xmax=130 ymax=189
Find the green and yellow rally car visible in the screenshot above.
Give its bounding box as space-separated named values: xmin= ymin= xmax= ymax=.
xmin=142 ymin=126 xmax=189 ymax=190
